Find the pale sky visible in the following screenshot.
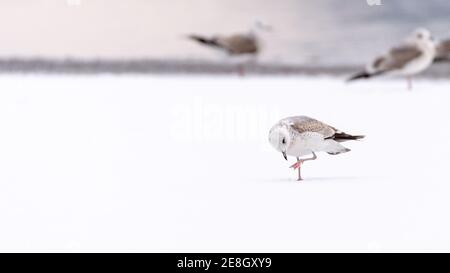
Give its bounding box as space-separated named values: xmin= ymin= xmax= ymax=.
xmin=0 ymin=0 xmax=448 ymax=64
xmin=0 ymin=0 xmax=321 ymax=61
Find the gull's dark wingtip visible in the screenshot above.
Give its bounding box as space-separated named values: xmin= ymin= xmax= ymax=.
xmin=347 ymin=72 xmax=371 ymax=82
xmin=332 ymin=133 xmax=365 ymax=142
xmin=434 ymin=57 xmax=450 ymax=63
xmin=186 ymin=34 xmax=220 ymax=48
xmin=353 ymin=135 xmax=365 ymax=140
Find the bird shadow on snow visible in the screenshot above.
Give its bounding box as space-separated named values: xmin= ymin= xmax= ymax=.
xmin=261 ymin=176 xmax=368 ymax=184
xmin=304 ymin=176 xmax=363 ymax=182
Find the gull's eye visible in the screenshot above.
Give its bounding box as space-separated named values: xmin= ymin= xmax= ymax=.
xmin=417 ymin=33 xmax=423 ymax=39
xmin=282 ymin=138 xmax=286 ymax=144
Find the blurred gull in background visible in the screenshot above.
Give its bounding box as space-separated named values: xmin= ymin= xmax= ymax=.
xmin=187 ymin=21 xmax=272 ymax=75
xmin=348 ymin=28 xmax=436 ymax=90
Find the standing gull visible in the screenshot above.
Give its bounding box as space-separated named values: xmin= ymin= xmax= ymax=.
xmin=188 ymin=33 xmax=259 ymax=55
xmin=268 ymin=116 xmax=364 ymax=181
xmin=187 ymin=22 xmax=271 ymax=75
xmin=348 ymin=28 xmax=436 ymax=90
xmin=435 ymin=38 xmax=450 ymax=62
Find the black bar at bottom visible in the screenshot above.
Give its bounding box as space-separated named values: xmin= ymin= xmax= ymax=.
xmin=0 ymin=253 xmax=443 ymax=272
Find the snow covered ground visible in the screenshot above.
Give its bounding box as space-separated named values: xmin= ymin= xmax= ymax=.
xmin=1 ymin=74 xmax=450 ymax=252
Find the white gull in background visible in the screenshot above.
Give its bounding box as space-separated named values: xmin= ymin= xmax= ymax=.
xmin=348 ymin=28 xmax=436 ymax=90
xmin=269 ymin=116 xmax=364 ymax=181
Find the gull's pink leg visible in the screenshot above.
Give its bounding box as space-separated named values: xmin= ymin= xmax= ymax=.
xmin=407 ymin=76 xmax=413 ymax=91
xmin=296 ymin=157 xmax=303 ymax=181
xmin=290 ymin=152 xmax=318 ymax=181
xmin=289 ymin=159 xmax=302 ymax=170
xmin=238 ymin=64 xmax=245 ymax=77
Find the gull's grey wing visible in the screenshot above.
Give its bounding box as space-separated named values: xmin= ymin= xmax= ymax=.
xmin=371 ymin=44 xmax=422 ymax=72
xmin=285 ymin=116 xmax=337 ymax=139
xmin=284 ymin=116 xmax=365 ymax=142
xmin=217 ymin=34 xmax=259 ymax=54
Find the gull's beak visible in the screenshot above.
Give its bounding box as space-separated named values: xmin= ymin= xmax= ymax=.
xmin=282 ymin=151 xmax=287 ymax=161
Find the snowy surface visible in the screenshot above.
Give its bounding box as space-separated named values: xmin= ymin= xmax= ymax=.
xmin=1 ymin=74 xmax=450 ymax=252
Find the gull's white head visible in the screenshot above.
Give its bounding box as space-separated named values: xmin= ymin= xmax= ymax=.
xmin=268 ymin=124 xmax=291 ymax=160
xmin=409 ymin=28 xmax=434 ymax=44
xmin=251 ymin=20 xmax=273 ymax=33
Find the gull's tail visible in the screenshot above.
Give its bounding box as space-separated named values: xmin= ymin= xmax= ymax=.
xmin=323 ymin=140 xmax=351 ymax=155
